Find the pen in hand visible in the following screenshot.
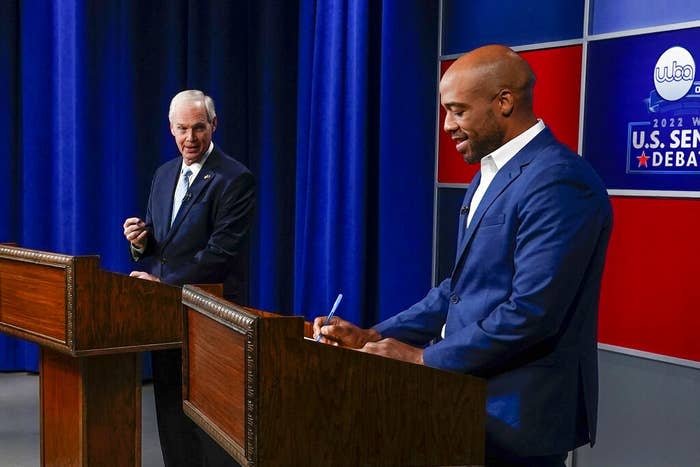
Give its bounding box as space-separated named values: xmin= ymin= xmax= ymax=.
xmin=315 ymin=293 xmax=343 ymax=342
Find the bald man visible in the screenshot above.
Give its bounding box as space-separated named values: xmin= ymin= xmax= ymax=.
xmin=314 ymin=45 xmax=612 ymax=466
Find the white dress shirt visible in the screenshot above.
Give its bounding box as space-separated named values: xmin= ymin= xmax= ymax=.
xmin=178 ymin=141 xmax=214 ymax=187
xmin=467 ymin=120 xmax=545 ymax=227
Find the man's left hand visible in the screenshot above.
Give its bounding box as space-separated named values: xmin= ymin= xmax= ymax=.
xmin=359 ymin=338 xmax=424 ymax=365
xmin=129 ymin=271 xmax=161 ymax=282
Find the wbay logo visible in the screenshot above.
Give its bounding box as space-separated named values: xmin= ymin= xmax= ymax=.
xmin=654 ymin=46 xmax=695 ymax=101
xmin=627 ymin=46 xmax=700 ymax=174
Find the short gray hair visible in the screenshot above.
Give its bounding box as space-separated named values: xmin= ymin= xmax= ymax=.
xmin=168 ymin=90 xmax=217 ymax=123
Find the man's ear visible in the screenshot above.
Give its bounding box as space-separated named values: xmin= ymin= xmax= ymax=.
xmin=170 ymin=122 xmax=176 ymax=136
xmin=211 ymin=116 xmax=218 ymax=133
xmin=498 ymin=89 xmax=514 ymax=117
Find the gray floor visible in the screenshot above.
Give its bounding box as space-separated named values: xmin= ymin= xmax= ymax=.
xmin=0 ymin=372 xmax=165 ymax=467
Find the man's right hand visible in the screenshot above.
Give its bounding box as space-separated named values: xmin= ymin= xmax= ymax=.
xmin=123 ymin=217 xmax=148 ymax=249
xmin=312 ymin=315 xmax=381 ymax=349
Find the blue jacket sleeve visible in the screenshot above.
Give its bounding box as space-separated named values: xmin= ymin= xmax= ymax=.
xmin=423 ymin=162 xmax=611 ymax=373
xmin=373 ymin=277 xmax=452 ymax=347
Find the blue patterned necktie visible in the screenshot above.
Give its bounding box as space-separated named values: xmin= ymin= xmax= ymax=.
xmin=171 ymin=168 xmax=193 ymax=226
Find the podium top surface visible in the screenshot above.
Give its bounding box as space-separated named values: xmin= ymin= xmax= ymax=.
xmin=0 ymin=244 xmax=182 ymax=355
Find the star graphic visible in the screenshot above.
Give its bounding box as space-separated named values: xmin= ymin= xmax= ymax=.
xmin=637 ymin=151 xmax=650 ymax=168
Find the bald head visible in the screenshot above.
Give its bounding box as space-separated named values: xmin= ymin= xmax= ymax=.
xmin=444 ymin=45 xmax=536 ymax=115
xmin=440 ymin=45 xmax=538 ymax=164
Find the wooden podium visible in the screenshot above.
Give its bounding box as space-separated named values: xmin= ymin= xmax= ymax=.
xmin=182 ymin=285 xmax=487 ymax=467
xmin=0 ymin=245 xmax=182 ymax=466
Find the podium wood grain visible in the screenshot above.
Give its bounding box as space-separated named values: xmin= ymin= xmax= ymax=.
xmin=0 ymin=245 xmax=184 ymax=466
xmin=182 ymin=285 xmax=486 ymax=467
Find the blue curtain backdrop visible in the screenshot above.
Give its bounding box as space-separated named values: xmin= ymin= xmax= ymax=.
xmin=0 ymin=0 xmax=438 ymax=371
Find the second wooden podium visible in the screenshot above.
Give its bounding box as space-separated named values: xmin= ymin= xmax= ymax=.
xmin=0 ymin=245 xmax=182 ymax=466
xmin=182 ymin=285 xmax=487 ymax=466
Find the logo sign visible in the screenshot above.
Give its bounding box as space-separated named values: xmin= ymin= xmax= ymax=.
xmin=627 ymin=46 xmax=700 ymax=175
xmin=654 ymin=46 xmax=695 ymax=101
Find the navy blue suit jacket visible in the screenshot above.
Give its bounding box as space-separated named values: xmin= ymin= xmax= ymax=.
xmin=374 ymin=128 xmax=612 ymax=457
xmin=134 ymin=146 xmax=255 ymax=301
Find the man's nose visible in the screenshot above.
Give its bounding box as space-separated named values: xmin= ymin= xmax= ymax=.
xmin=443 ymin=112 xmax=457 ymax=133
xmin=185 ymin=129 xmax=195 ymax=140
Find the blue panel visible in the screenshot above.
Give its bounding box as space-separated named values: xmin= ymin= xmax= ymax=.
xmin=583 ymin=28 xmax=700 ymax=191
xmin=590 ymin=0 xmax=700 ymax=35
xmin=436 ymin=187 xmax=467 ymax=284
xmin=441 ymin=0 xmax=584 ymax=55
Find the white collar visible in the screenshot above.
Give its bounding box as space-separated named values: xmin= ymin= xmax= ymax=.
xmin=180 ymin=142 xmax=214 ymax=180
xmin=481 ymin=119 xmax=545 ymax=173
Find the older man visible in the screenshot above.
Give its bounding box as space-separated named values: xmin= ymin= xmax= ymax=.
xmin=124 ymin=90 xmax=254 ymax=466
xmin=314 ymin=45 xmax=612 ymax=467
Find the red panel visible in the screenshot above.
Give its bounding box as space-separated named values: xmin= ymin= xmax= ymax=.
xmin=599 ymin=197 xmax=700 ymax=362
xmin=523 ymin=46 xmax=581 ymax=154
xmin=437 ymin=45 xmax=582 ymax=183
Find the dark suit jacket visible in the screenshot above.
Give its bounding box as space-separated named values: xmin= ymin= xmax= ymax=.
xmin=134 ymin=146 xmax=255 ymax=301
xmin=374 ymin=128 xmax=613 ymax=457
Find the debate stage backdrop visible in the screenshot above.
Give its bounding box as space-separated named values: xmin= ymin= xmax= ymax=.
xmin=2 ymin=1 xmax=699 ymax=465
xmin=435 ymin=1 xmax=700 ymax=466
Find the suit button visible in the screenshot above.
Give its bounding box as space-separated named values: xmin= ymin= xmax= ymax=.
xmin=160 ymin=257 xmax=167 ymax=264
xmin=450 ymin=294 xmax=460 ymax=304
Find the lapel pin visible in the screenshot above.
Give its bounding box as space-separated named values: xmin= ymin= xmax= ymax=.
xmin=203 ymin=174 xmax=212 ymax=180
